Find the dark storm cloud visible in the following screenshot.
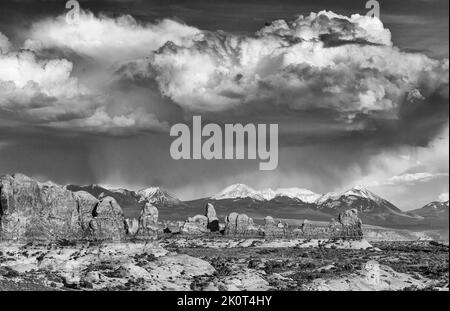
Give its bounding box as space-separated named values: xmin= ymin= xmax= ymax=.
xmin=0 ymin=0 xmax=448 ymax=204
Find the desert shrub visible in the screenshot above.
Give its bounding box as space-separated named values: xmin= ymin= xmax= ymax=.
xmin=211 ymin=260 xmax=233 ymax=276
xmin=264 ymin=260 xmax=286 ymax=274
xmin=0 ymin=266 xmax=20 ymax=278
xmin=56 ymin=239 xmax=77 ymax=247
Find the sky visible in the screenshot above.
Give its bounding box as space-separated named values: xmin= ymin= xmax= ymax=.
xmin=0 ymin=0 xmax=449 ymax=210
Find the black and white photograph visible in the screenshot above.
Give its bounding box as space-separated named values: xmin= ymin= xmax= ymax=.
xmin=0 ymin=0 xmax=449 ymax=297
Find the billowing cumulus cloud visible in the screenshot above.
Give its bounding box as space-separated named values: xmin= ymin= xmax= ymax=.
xmin=118 ymin=10 xmax=447 ymax=119
xmin=25 ymin=10 xmax=201 ymax=64
xmin=0 ymin=31 xmax=168 ymax=134
xmin=7 ymin=10 xmax=448 ymax=141
xmin=0 ymin=44 xmax=92 ymax=118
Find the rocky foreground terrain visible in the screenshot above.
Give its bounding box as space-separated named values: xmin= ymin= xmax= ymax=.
xmin=0 ymin=239 xmax=448 ymax=291
xmin=1 ymin=173 xmax=449 ymax=291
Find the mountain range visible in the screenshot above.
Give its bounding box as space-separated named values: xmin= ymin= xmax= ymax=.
xmin=204 ymin=183 xmax=447 ymax=229
xmin=211 ymin=183 xmax=321 ymax=203
xmin=407 ymin=201 xmax=449 ymax=229
xmin=66 ymin=182 xmax=448 ymax=230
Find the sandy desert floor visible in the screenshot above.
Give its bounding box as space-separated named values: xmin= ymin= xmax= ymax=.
xmin=0 ymin=237 xmax=448 ymax=291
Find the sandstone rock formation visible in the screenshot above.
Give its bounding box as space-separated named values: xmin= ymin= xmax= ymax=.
xmin=325 ymin=209 xmax=364 ymax=240
xmin=205 ymin=203 xmax=220 ymax=232
xmin=259 ymin=210 xmax=364 ymax=239
xmin=301 ymin=219 xmax=311 ymax=234
xmin=89 ymin=196 xmax=125 ymax=241
xmin=265 ymin=216 xmax=276 ymax=226
xmin=181 ymin=215 xmax=209 ymax=234
xmin=136 ymin=203 xmax=160 ymax=236
xmin=363 ymin=260 xmax=381 ymax=286
xmin=224 ymin=212 xmax=238 ymax=235
xmin=0 ymin=174 xmax=137 ymax=241
xmin=0 ymin=174 xmax=366 ymax=241
xmin=73 ymin=191 xmax=99 ymax=232
xmin=163 ymin=221 xmax=182 ymax=234
xmin=263 ymin=216 xmax=284 ymax=237
xmin=337 ymin=209 xmax=363 ymax=239
xmin=225 ymin=213 xmax=259 ymax=236
xmin=1 ymin=174 xmax=82 ymax=240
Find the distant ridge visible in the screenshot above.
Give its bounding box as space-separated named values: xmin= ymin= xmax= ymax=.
xmin=407 ymin=201 xmax=449 ymax=229
xmin=208 ymin=184 xmax=430 ymax=228
xmin=211 ymin=183 xmax=321 ymax=203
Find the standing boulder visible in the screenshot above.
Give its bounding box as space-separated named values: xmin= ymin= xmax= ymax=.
xmin=224 ymin=212 xmax=239 ymax=235
xmin=263 ymin=216 xmax=284 ymax=237
xmin=225 ymin=213 xmax=259 ymax=236
xmin=236 ymin=214 xmax=251 ymax=234
xmin=89 ymin=196 xmax=125 ymax=241
xmin=205 ymin=203 xmax=219 ymax=232
xmin=140 ymin=203 xmax=159 ymax=225
xmin=338 ymin=209 xmax=363 ymax=239
xmin=265 ymin=216 xmax=276 ymax=226
xmin=301 ymin=219 xmax=311 ymax=235
xmin=73 ymin=191 xmax=99 ymax=233
xmin=136 ymin=203 xmax=160 ymax=237
xmin=329 ymin=209 xmax=364 ymax=240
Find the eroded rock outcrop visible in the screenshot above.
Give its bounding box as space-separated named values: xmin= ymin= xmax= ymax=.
xmin=258 ymin=210 xmax=364 ymax=239
xmin=263 ymin=216 xmax=283 ymax=237
xmin=0 ymin=174 xmax=82 ymax=240
xmin=225 ymin=213 xmax=259 ymax=236
xmin=73 ymin=191 xmax=99 ymax=232
xmin=181 ymin=215 xmax=209 ymax=235
xmin=163 ymin=221 xmax=184 ymax=234
xmin=136 ymin=203 xmax=160 ymax=236
xmin=0 ymin=174 xmax=133 ymax=241
xmin=205 ymin=203 xmax=219 ymax=232
xmin=337 ymin=209 xmax=363 ymax=239
xmin=89 ymin=196 xmax=125 ymax=241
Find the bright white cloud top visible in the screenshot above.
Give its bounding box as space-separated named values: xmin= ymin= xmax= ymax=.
xmin=1 ymin=10 xmax=448 ymax=134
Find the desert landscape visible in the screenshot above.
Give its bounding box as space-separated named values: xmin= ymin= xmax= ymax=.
xmin=1 ymin=173 xmax=448 ymax=291
xmin=0 ymin=0 xmax=449 ymax=294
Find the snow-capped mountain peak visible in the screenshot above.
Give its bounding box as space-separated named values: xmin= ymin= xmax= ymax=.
xmin=259 ymin=188 xmax=276 ymax=201
xmin=274 ymin=188 xmax=322 ymax=203
xmin=212 ymin=184 xmax=320 ymax=203
xmin=211 ymin=184 xmax=266 ymax=201
xmin=421 ymin=201 xmax=449 ymax=210
xmin=342 ymin=186 xmax=383 ymax=202
xmin=136 ymin=187 xmax=181 ymax=206
xmin=314 ymin=185 xmax=407 ymax=216
xmin=137 ymin=187 xmax=163 ymax=198
xmin=315 ymin=186 xmax=382 ymax=205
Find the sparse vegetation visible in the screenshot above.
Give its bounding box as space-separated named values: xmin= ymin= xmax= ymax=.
xmin=0 ymin=240 xmax=448 ymax=291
